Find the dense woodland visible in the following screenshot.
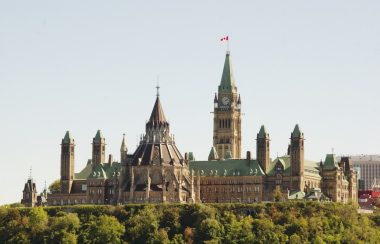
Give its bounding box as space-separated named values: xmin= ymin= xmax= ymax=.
xmin=1 ymin=202 xmax=380 ymax=243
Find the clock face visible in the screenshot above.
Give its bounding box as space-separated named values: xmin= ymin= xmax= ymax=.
xmin=222 ymin=96 xmax=230 ymax=105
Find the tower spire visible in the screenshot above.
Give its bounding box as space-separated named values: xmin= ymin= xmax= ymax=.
xmin=148 ymin=91 xmax=168 ymax=125
xmin=219 ymin=51 xmax=237 ymax=93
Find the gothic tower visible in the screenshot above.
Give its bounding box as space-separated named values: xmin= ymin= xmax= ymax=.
xmin=213 ymin=51 xmax=242 ymax=159
xmin=60 ymin=131 xmax=75 ymax=194
xmin=290 ymin=124 xmax=305 ymax=190
xmin=92 ymin=130 xmax=106 ymax=170
xmin=256 ymin=125 xmax=270 ymax=174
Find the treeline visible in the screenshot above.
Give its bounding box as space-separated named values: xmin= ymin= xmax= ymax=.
xmin=1 ymin=202 xmax=380 ymax=243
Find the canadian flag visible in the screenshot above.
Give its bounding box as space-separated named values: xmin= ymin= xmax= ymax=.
xmin=220 ymin=36 xmax=229 ymax=41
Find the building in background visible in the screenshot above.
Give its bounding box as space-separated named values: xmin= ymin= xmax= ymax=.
xmin=351 ymin=155 xmax=380 ymax=190
xmin=21 ymin=177 xmax=37 ymax=207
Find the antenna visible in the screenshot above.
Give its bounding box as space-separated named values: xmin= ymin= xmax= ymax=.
xmin=156 ymin=75 xmax=160 ymax=97
xmin=29 ymin=166 xmax=32 ymax=180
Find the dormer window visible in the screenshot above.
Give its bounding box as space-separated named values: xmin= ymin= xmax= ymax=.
xmin=275 ymin=162 xmax=284 ymax=174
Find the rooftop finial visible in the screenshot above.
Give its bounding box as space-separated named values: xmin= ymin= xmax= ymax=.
xmin=156 ymin=75 xmax=160 ymax=97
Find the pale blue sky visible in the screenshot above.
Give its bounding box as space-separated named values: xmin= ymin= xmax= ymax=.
xmin=0 ymin=1 xmax=379 ymax=204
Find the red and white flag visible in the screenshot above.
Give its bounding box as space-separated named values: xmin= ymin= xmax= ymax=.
xmin=220 ymin=36 xmax=229 ymax=41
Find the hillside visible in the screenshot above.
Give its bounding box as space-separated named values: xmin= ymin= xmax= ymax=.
xmin=1 ymin=202 xmax=380 ymax=243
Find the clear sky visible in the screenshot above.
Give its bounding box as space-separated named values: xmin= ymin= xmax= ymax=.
xmin=0 ymin=1 xmax=379 ymax=205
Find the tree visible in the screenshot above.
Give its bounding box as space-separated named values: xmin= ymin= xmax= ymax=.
xmin=82 ymin=215 xmax=125 ymax=244
xmin=222 ymin=212 xmax=254 ymax=244
xmin=49 ymin=180 xmax=61 ymax=194
xmin=289 ymin=234 xmax=302 ymax=244
xmin=47 ymin=213 xmax=80 ymax=243
xmin=183 ymin=227 xmax=195 ymax=244
xmin=125 ymin=206 xmax=160 ymax=243
xmin=160 ymin=206 xmax=181 ymax=239
xmin=29 ymin=207 xmax=48 ymax=233
xmin=197 ymin=219 xmax=224 ymax=243
xmin=273 ymin=186 xmax=282 ymax=202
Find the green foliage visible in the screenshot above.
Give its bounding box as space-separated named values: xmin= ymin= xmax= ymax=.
xmin=47 ymin=213 xmax=80 ymax=243
xmin=48 ymin=179 xmax=61 ymax=194
xmin=125 ymin=205 xmax=161 ymax=243
xmin=197 ymin=218 xmax=224 ymax=243
xmin=80 ymin=215 xmax=125 ymax=244
xmin=1 ymin=202 xmax=380 ymax=243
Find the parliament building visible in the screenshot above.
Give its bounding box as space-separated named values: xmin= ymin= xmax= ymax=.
xmin=22 ymin=51 xmax=357 ymax=206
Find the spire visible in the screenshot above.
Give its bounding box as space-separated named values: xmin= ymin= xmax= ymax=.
xmin=257 ymin=125 xmax=268 ymax=139
xmin=291 ymin=124 xmax=302 ymax=138
xmin=148 ymin=96 xmax=168 ymax=125
xmin=218 ymin=51 xmax=237 ymax=93
xmin=120 ymin=133 xmax=127 ymax=151
xmin=208 ymin=147 xmax=219 ymax=161
xmin=62 ymin=131 xmax=74 ymax=144
xmin=323 ymin=154 xmax=338 ymax=170
xmin=93 ymin=130 xmax=104 ymax=143
xmin=214 ymin=93 xmax=218 ymax=103
xmin=237 ymin=94 xmax=241 ymax=104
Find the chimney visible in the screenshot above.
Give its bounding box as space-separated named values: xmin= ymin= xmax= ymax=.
xmin=246 ymin=151 xmax=251 ymax=161
xmin=108 ymin=154 xmax=113 ymax=164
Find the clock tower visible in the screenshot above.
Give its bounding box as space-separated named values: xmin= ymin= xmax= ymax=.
xmin=213 ymin=51 xmax=242 ymax=159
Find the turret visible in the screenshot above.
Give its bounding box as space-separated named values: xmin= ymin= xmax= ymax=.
xmin=256 ymin=125 xmax=270 ymax=174
xmin=60 ymin=131 xmax=75 ymax=194
xmin=290 ymin=124 xmax=304 ymax=177
xmin=92 ymin=130 xmax=106 ymax=170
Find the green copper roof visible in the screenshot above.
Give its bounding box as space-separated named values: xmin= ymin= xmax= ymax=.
xmin=288 ymin=191 xmax=305 ymax=200
xmin=62 ymin=131 xmax=74 ymax=144
xmin=323 ymin=154 xmax=338 ymax=170
xmin=257 ymin=125 xmax=268 ymax=139
xmin=188 ymin=152 xmax=195 ymax=161
xmin=93 ymin=130 xmax=104 ymax=143
xmin=208 ymin=147 xmax=219 ymax=161
xmin=267 ymin=155 xmax=320 ymax=176
xmin=218 ymin=51 xmax=237 ymax=93
xmin=292 ymin=124 xmax=302 ymax=138
xmin=75 ymin=160 xmax=92 ymax=179
xmin=88 ymin=162 xmax=121 ymax=179
xmin=189 ymin=159 xmax=265 ymax=177
xmin=75 ymin=159 xmax=121 ymax=180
